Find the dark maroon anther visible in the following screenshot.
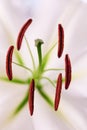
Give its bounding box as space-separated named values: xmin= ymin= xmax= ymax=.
xmin=28 ymin=79 xmax=35 ymax=116
xmin=54 ymin=73 xmax=62 ymax=111
xmin=17 ymin=18 xmax=32 ymax=50
xmin=58 ymin=24 xmax=64 ymax=58
xmin=6 ymin=45 xmax=14 ymax=80
xmin=65 ymin=54 xmax=72 ymax=89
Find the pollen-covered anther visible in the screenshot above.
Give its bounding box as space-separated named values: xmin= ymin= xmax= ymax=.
xmin=28 ymin=79 xmax=35 ymax=116
xmin=65 ymin=54 xmax=72 ymax=89
xmin=58 ymin=24 xmax=64 ymax=58
xmin=54 ymin=73 xmax=62 ymax=111
xmin=17 ymin=18 xmax=32 ymax=50
xmin=6 ymin=45 xmax=14 ymax=80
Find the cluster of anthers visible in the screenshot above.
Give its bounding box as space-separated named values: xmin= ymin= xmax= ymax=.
xmin=6 ymin=18 xmax=71 ymax=116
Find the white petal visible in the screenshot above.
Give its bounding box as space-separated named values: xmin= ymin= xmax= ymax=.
xmin=60 ymin=97 xmax=87 ymax=130
xmin=32 ymin=91 xmax=75 ymax=130
xmin=65 ymin=2 xmax=87 ymax=63
xmin=1 ymin=107 xmax=34 ymax=130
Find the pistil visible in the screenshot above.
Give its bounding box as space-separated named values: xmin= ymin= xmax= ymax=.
xmin=35 ymin=39 xmax=44 ymax=66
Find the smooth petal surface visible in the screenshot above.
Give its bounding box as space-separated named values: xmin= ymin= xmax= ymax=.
xmin=0 ymin=82 xmax=34 ymax=130
xmin=33 ymin=91 xmax=74 ymax=130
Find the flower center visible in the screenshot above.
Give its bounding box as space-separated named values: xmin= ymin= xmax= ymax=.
xmin=5 ymin=18 xmax=72 ymax=117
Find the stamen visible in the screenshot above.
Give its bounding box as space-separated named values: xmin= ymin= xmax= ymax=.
xmin=6 ymin=46 xmax=14 ymax=80
xmin=28 ymin=79 xmax=35 ymax=116
xmin=58 ymin=24 xmax=64 ymax=58
xmin=65 ymin=54 xmax=72 ymax=89
xmin=17 ymin=18 xmax=32 ymax=50
xmin=54 ymin=73 xmax=62 ymax=111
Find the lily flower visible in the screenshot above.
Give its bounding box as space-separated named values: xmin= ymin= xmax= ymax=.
xmin=0 ymin=0 xmax=87 ymax=130
xmin=5 ymin=18 xmax=71 ymax=116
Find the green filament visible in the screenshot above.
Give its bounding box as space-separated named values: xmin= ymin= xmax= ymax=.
xmin=37 ymin=85 xmax=53 ymax=107
xmin=0 ymin=76 xmax=29 ymax=84
xmin=44 ymin=68 xmax=64 ymax=72
xmin=12 ymin=61 xmax=33 ymax=74
xmin=41 ymin=76 xmax=55 ymax=87
xmin=24 ymin=36 xmax=36 ymax=70
xmin=41 ymin=42 xmax=57 ymax=71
